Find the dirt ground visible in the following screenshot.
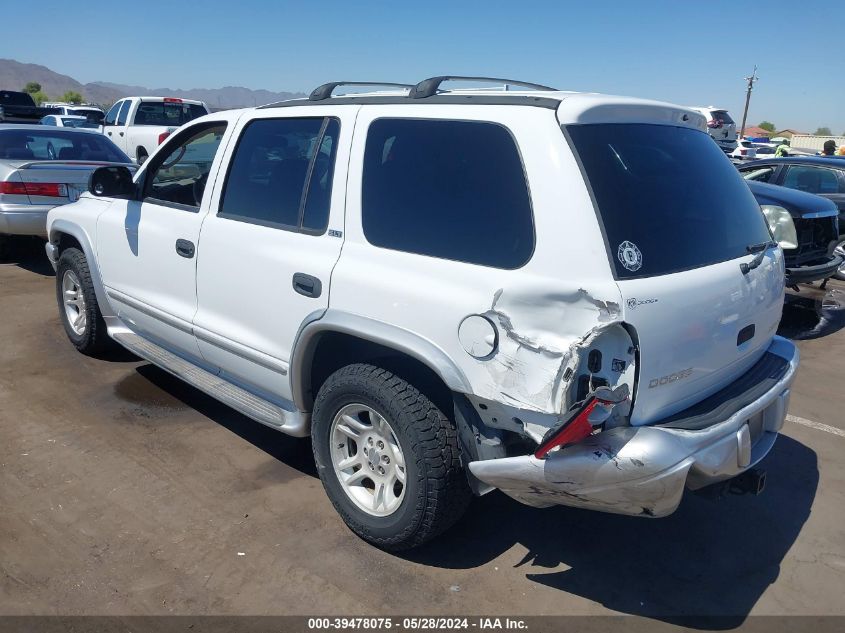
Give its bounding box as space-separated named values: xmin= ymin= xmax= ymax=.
xmin=1 ymin=239 xmax=844 ymax=627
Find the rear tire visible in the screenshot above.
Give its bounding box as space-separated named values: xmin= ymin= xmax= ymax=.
xmin=312 ymin=364 xmax=471 ymax=551
xmin=137 ymin=148 xmax=148 ymax=165
xmin=0 ymin=234 xmax=10 ymax=261
xmin=55 ymin=247 xmax=112 ymax=355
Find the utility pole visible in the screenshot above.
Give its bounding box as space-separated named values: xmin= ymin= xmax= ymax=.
xmin=739 ymin=65 xmax=758 ymax=138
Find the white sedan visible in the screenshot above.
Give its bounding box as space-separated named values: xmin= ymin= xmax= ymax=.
xmin=41 ymin=114 xmax=102 ymax=133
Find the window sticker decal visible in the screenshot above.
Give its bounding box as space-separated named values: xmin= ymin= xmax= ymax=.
xmin=617 ymin=241 xmax=643 ymax=272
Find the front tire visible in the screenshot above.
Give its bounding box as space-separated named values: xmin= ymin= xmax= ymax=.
xmin=312 ymin=364 xmax=471 ymax=551
xmin=55 ymin=247 xmax=112 ymax=355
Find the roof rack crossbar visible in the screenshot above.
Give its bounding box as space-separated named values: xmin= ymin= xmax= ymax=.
xmin=409 ymin=76 xmax=557 ymax=99
xmin=309 ymin=82 xmax=414 ymax=101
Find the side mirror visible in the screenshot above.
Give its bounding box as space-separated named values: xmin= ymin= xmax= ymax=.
xmin=88 ymin=165 xmax=135 ymax=198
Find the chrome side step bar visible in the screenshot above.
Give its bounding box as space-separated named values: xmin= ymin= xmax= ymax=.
xmin=111 ymin=330 xmax=309 ymax=437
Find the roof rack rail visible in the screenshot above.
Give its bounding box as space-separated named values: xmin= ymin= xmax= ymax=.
xmin=309 ymin=82 xmax=414 ymax=101
xmin=408 ymin=76 xmax=557 ymax=99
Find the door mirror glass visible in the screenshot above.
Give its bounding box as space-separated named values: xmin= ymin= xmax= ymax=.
xmin=89 ymin=166 xmax=135 ymax=198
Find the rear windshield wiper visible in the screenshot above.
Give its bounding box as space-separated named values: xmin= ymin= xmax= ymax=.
xmin=741 ymin=241 xmax=777 ymax=275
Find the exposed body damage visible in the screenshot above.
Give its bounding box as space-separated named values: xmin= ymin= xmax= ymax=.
xmin=463 ymin=286 xmax=636 ymax=444
xmin=469 ymin=336 xmax=798 ymax=515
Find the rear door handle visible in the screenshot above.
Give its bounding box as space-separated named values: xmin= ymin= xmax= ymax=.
xmin=292 ymin=273 xmax=322 ymax=298
xmin=175 ymin=239 xmax=195 ymax=258
xmin=119 ymin=132 xmax=124 ymax=137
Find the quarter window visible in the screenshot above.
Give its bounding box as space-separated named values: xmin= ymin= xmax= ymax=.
xmin=145 ymin=123 xmax=228 ymax=210
xmin=361 ymin=118 xmax=534 ymax=269
xmin=219 ymin=117 xmax=339 ymax=233
xmin=741 ymin=166 xmax=776 ymax=183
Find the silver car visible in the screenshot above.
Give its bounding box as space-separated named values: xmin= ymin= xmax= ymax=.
xmin=0 ymin=124 xmax=132 ymax=257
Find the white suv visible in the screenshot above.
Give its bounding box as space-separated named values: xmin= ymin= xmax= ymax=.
xmin=691 ymin=106 xmax=738 ymax=153
xmin=45 ymin=76 xmax=798 ymax=550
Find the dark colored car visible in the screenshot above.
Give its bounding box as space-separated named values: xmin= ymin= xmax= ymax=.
xmin=747 ymin=180 xmax=841 ymax=285
xmin=0 ymin=91 xmax=60 ymax=124
xmin=738 ymin=156 xmax=845 ymax=231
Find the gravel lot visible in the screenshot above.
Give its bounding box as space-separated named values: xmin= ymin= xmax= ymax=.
xmin=1 ymin=239 xmax=844 ymax=626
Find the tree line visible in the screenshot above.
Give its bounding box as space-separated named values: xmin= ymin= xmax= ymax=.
xmin=22 ymin=82 xmax=84 ymax=105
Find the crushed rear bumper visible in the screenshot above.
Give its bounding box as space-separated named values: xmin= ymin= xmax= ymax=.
xmin=468 ymin=336 xmax=798 ymax=517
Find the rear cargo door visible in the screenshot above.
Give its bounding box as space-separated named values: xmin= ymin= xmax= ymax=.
xmin=566 ymin=122 xmax=783 ymax=425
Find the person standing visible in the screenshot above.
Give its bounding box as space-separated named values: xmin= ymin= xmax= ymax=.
xmin=821 ymin=139 xmax=837 ymax=156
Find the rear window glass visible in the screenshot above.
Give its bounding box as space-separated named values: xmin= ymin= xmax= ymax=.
xmin=133 ymin=102 xmax=208 ymax=126
xmin=712 ymin=111 xmax=734 ymax=125
xmin=0 ymin=129 xmax=130 ymax=162
xmin=362 ymin=118 xmax=534 ymax=269
xmin=567 ymin=123 xmax=770 ymax=279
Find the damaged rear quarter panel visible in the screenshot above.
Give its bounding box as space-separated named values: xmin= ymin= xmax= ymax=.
xmin=330 ymin=105 xmax=628 ymax=441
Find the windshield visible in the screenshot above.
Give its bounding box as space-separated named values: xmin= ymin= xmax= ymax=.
xmin=132 ymin=102 xmax=208 ymax=126
xmin=0 ymin=129 xmax=131 ymax=163
xmin=61 ymin=117 xmax=100 ymax=129
xmin=567 ymin=123 xmax=771 ymax=279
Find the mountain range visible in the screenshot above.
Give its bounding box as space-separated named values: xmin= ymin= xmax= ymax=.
xmin=0 ymin=59 xmax=305 ymax=109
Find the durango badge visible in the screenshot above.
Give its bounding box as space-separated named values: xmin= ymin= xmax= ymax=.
xmin=617 ymin=241 xmax=643 ymax=272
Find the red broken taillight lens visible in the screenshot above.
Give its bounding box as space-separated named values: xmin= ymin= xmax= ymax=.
xmin=0 ymin=181 xmax=67 ymax=197
xmin=158 ymin=131 xmax=171 ymax=145
xmin=534 ymin=384 xmax=630 ymax=459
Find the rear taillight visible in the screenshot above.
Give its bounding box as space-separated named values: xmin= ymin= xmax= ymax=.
xmin=158 ymin=131 xmax=171 ymax=145
xmin=534 ymin=384 xmax=630 ymax=459
xmin=0 ymin=181 xmax=67 ymax=197
xmin=740 ymin=149 xmax=748 ymax=155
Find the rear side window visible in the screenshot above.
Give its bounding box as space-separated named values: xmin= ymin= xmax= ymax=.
xmin=117 ymin=100 xmax=131 ymax=125
xmin=782 ymin=165 xmax=843 ymax=194
xmin=219 ymin=117 xmax=339 ymax=233
xmin=362 ymin=119 xmax=534 ymax=269
xmin=568 ymin=123 xmax=771 ymax=279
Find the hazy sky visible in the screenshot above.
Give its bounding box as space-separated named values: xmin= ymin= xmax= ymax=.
xmin=3 ymin=0 xmax=842 ymax=133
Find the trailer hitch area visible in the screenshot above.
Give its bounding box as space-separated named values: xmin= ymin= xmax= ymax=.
xmin=533 ymin=383 xmax=630 ymax=459
xmin=728 ymin=468 xmax=767 ymax=496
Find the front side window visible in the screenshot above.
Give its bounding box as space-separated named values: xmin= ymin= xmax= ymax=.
xmin=568 ymin=123 xmax=771 ymax=279
xmin=41 ymin=116 xmax=56 ymax=126
xmin=219 ymin=117 xmax=339 ymax=232
xmin=782 ymin=165 xmax=842 ymax=194
xmin=146 ymin=123 xmax=227 ymax=210
xmin=741 ymin=165 xmax=776 ymax=182
xmin=361 ymin=118 xmax=534 ymax=269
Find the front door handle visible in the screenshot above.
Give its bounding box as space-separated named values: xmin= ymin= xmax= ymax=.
xmin=175 ymin=239 xmax=195 ymax=258
xmin=292 ymin=273 xmax=322 ymax=298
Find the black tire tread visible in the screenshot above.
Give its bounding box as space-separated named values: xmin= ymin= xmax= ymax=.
xmin=313 ymin=363 xmax=471 ymax=550
xmin=56 ymin=247 xmax=112 ymax=355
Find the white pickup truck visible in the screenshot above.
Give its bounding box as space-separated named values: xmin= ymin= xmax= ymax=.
xmin=102 ymin=96 xmax=209 ymax=164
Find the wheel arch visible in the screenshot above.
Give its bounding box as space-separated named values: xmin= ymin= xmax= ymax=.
xmin=48 ymin=220 xmax=114 ymax=318
xmin=291 ymin=310 xmax=472 ymax=415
